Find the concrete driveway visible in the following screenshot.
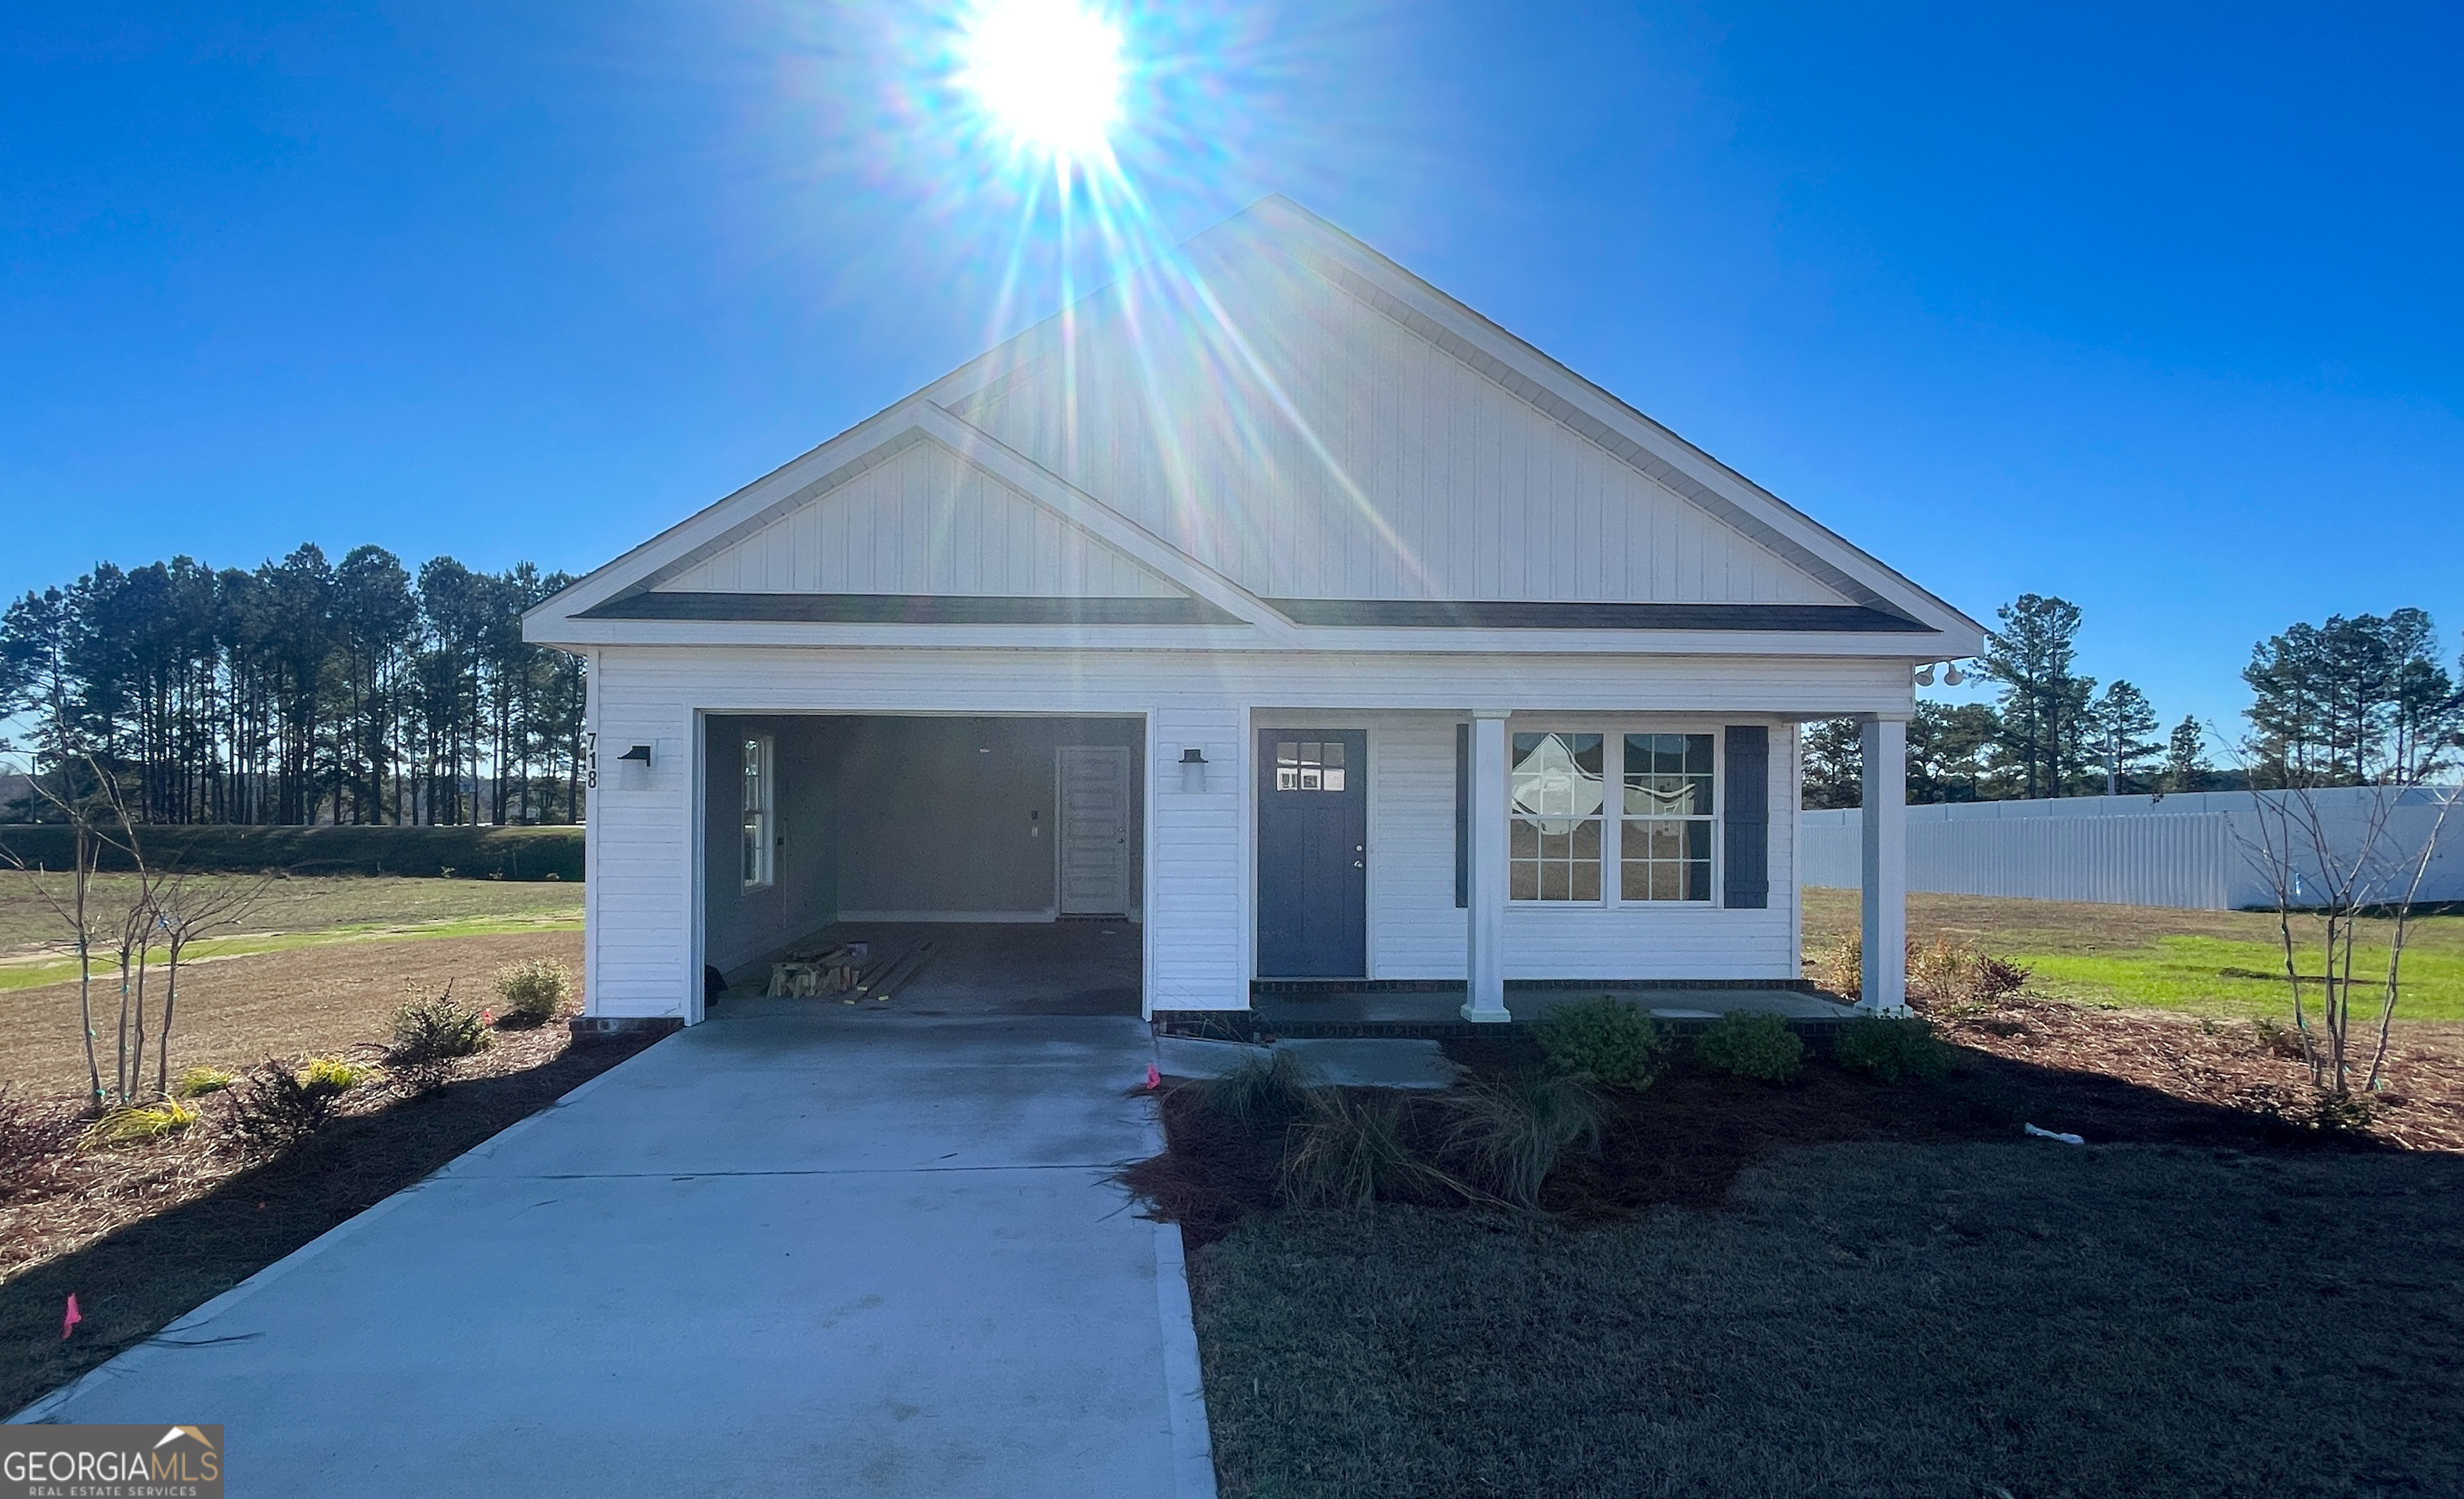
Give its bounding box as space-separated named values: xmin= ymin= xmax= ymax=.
xmin=18 ymin=1011 xmax=1214 ymax=1498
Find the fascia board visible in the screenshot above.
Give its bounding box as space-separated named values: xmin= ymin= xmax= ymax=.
xmin=521 ymin=619 xmax=1271 ymax=649
xmin=522 ymin=617 xmax=1975 ymax=658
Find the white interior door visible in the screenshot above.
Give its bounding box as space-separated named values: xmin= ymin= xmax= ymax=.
xmin=1057 ymin=746 xmax=1133 ymax=917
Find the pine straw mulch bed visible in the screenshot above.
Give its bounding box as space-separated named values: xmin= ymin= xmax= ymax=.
xmin=1129 ymin=1000 xmax=2464 ymax=1247
xmin=1921 ymin=992 xmax=2464 ymax=1153
xmin=0 ymin=1016 xmax=656 ymax=1415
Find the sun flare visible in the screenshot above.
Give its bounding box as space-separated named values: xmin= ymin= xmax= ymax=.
xmin=956 ymin=0 xmax=1126 ymax=164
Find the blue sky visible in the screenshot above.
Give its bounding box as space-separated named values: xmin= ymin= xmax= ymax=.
xmin=4 ymin=2 xmax=2458 ymax=738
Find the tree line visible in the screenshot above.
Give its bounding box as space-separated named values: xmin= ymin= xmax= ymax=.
xmin=0 ymin=545 xmax=585 ymax=825
xmin=1805 ymin=594 xmax=2464 ymax=808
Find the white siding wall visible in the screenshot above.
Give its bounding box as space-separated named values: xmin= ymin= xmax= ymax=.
xmin=1148 ymin=707 xmax=1246 ymax=1010
xmin=953 ymin=249 xmax=1848 ymax=607
xmin=1263 ymin=710 xmax=1801 ymax=984
xmin=586 ymin=646 xmax=1868 ymax=1018
xmin=585 ymin=684 xmax=697 ymax=1019
xmin=659 ymin=438 xmax=1181 ymax=598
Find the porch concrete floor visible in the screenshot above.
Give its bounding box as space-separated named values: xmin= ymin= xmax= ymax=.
xmin=1251 ymin=986 xmax=1856 ymax=1031
xmin=723 ymin=920 xmax=1141 ymax=1019
xmin=18 ymin=1012 xmax=1208 ymax=1499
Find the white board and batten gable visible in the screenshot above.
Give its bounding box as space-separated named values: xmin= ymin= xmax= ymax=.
xmin=529 ymin=196 xmax=1981 ymax=664
xmin=529 ymin=198 xmax=1981 ymax=1022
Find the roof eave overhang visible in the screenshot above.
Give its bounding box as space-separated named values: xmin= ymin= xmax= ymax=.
xmin=522 ymin=618 xmax=1979 ymax=657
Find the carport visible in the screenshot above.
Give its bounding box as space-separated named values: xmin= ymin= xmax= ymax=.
xmin=699 ymin=714 xmax=1145 ymax=1017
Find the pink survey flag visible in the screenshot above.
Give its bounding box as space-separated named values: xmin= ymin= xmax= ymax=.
xmin=61 ymin=1294 xmax=80 ymax=1339
xmin=1145 ymin=1063 xmax=1161 ymax=1090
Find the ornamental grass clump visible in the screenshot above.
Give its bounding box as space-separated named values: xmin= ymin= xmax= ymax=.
xmin=1832 ymin=1015 xmax=1954 ymax=1084
xmin=1194 ymin=1047 xmax=1322 ymax=1130
xmin=1441 ymin=1072 xmax=1603 ymax=1210
xmin=1534 ymin=996 xmax=1668 ymax=1091
xmin=1695 ymin=1011 xmax=1805 ymax=1084
xmin=172 ymin=1066 xmax=237 ymax=1098
xmin=493 ymin=958 xmax=573 ymax=1027
xmin=83 ymin=1100 xmax=199 ymax=1149
xmin=301 ymin=1056 xmax=371 ymax=1092
xmin=1279 ymin=1091 xmax=1450 ymax=1209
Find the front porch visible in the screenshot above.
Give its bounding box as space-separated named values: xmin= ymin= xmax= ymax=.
xmin=1155 ymin=981 xmax=1858 ymax=1040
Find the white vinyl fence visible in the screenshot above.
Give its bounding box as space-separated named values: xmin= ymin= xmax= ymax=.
xmin=1802 ymin=787 xmax=2464 ymax=910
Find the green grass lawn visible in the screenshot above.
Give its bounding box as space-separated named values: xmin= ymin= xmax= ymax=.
xmin=1190 ymin=1143 xmax=2464 ymax=1499
xmin=1805 ymin=888 xmax=2464 ymax=1020
xmin=0 ymin=875 xmax=582 ymax=992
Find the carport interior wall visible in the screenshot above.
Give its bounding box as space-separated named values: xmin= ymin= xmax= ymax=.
xmin=700 ymin=714 xmax=1146 ymax=978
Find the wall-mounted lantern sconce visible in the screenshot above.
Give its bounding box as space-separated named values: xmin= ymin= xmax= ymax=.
xmin=618 ymin=743 xmax=653 ymax=767
xmin=1179 ymin=745 xmax=1208 ymax=794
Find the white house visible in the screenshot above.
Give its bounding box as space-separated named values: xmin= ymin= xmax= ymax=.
xmin=524 ymin=197 xmax=1984 ymax=1030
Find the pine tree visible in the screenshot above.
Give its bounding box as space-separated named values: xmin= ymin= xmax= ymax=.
xmin=2092 ymin=681 xmax=2163 ymax=794
xmin=1980 ymin=594 xmax=2093 ymax=798
xmin=2162 ymin=717 xmax=2208 ymax=792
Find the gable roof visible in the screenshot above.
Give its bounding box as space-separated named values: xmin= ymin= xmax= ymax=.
xmin=528 ymin=198 xmax=1984 ymax=659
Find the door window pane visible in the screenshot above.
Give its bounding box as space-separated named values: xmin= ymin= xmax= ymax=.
xmin=1275 ymin=739 xmax=1347 ymax=792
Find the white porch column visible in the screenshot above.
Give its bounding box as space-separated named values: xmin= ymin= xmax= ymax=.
xmin=1858 ymin=715 xmax=1908 ymax=1013
xmin=1463 ymin=711 xmax=1512 ymax=1023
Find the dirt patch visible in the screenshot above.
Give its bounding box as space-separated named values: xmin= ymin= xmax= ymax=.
xmin=0 ymin=931 xmax=584 ymax=1099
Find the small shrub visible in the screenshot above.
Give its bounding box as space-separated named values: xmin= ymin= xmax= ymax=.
xmin=1831 ymin=1015 xmax=1953 ymax=1084
xmin=1279 ymin=1092 xmax=1448 ymax=1209
xmin=1910 ymin=936 xmax=2033 ymax=1007
xmin=1695 ymin=1012 xmax=1805 ymax=1084
xmin=2253 ymin=1018 xmax=2309 ymax=1061
xmin=172 ymin=1065 xmax=237 ymax=1098
xmin=1441 ymin=1072 xmax=1603 ymax=1209
xmin=1972 ymin=954 xmax=2032 ymax=1003
xmin=1813 ymin=933 xmax=1862 ymax=999
xmin=228 ymin=1059 xmax=348 ymax=1153
xmin=1194 ymin=1048 xmax=1321 ymax=1130
xmin=390 ymin=993 xmax=492 ymax=1065
xmin=84 ymin=1100 xmax=200 ymax=1149
xmin=492 ymin=958 xmax=573 ymax=1027
xmin=1818 ymin=934 xmax=2028 ymax=1007
xmin=1534 ymin=997 xmax=1668 ymax=1091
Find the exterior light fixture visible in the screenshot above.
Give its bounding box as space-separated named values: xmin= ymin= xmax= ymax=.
xmin=1179 ymin=745 xmax=1208 ymax=793
xmin=1943 ymin=663 xmax=1965 ymax=687
xmin=618 ymin=743 xmax=653 ymax=766
xmin=1914 ymin=665 xmax=1935 ymax=687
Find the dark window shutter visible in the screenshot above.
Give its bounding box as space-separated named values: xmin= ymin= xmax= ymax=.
xmin=1723 ymin=726 xmax=1769 ymax=909
xmin=1454 ymin=722 xmax=1470 ymax=908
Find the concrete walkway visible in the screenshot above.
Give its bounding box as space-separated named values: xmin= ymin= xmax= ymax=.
xmin=18 ymin=1015 xmax=1213 ymax=1499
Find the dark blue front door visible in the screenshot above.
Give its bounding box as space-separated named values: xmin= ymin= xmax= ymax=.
xmin=1256 ymin=730 xmax=1368 ymax=978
